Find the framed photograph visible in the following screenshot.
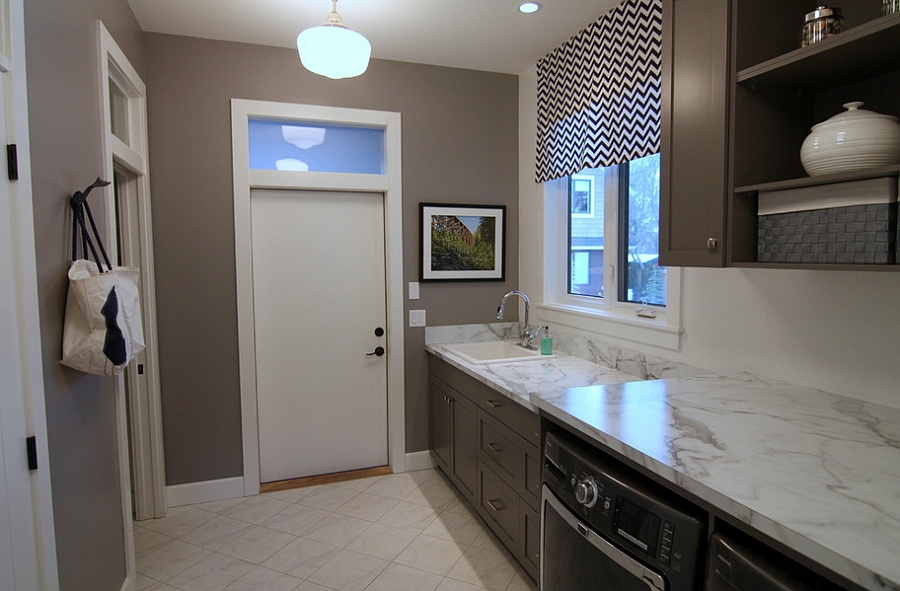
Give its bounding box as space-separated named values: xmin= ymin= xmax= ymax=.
xmin=420 ymin=203 xmax=506 ymax=282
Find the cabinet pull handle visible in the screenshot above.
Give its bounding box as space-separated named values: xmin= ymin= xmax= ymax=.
xmin=487 ymin=442 xmax=502 ymax=453
xmin=707 ymin=237 xmax=718 ymax=250
xmin=486 ymin=499 xmax=505 ymax=512
xmin=444 ymin=396 xmax=451 ymax=404
xmin=485 ymin=400 xmax=502 ymax=409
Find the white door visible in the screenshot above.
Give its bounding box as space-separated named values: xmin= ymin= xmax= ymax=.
xmin=0 ymin=66 xmax=54 ymax=589
xmin=251 ymin=189 xmax=389 ymax=482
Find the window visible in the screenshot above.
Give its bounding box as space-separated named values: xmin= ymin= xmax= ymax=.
xmin=551 ymin=152 xmax=675 ymax=322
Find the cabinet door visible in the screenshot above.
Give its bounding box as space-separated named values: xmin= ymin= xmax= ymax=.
xmin=452 ymin=392 xmax=478 ymax=500
xmin=660 ymin=0 xmax=731 ymax=267
xmin=429 ymin=376 xmax=452 ymax=474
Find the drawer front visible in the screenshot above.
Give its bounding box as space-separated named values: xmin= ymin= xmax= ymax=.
xmin=478 ymin=413 xmax=520 ymax=487
xmin=520 ymin=408 xmax=541 ymax=447
xmin=478 ymin=463 xmax=520 ymax=549
xmin=475 ymin=387 xmax=521 ymax=432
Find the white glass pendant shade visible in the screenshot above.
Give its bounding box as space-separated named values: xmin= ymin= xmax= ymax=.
xmin=297 ymin=2 xmax=371 ymax=80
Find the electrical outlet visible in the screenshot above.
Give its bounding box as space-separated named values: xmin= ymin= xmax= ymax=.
xmin=409 ymin=309 xmax=426 ymax=327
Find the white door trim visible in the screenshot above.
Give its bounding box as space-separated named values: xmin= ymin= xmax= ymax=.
xmin=97 ymin=22 xmax=166 ymax=591
xmin=231 ymin=99 xmax=406 ymax=495
xmin=1 ymin=0 xmax=59 ymax=587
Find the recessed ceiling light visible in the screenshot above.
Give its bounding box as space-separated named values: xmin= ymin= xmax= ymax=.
xmin=518 ymin=2 xmax=541 ymax=14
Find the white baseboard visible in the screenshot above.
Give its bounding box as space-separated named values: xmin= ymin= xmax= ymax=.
xmin=404 ymin=450 xmax=436 ymax=472
xmin=165 ymin=476 xmax=245 ymax=507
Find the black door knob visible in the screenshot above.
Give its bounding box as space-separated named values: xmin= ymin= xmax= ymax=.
xmin=366 ymin=346 xmax=386 ymax=357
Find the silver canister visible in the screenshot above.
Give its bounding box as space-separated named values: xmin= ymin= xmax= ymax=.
xmin=885 ymin=0 xmax=900 ymax=16
xmin=801 ymin=5 xmax=844 ymax=47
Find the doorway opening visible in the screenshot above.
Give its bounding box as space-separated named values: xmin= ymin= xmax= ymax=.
xmin=232 ymin=100 xmax=406 ymax=495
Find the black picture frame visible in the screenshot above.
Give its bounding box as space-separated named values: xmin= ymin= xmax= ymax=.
xmin=420 ymin=203 xmax=506 ymax=282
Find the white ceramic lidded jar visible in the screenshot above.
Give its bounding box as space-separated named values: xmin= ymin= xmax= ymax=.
xmin=800 ymin=102 xmax=900 ymax=176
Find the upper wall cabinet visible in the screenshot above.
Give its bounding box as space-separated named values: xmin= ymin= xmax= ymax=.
xmin=661 ymin=0 xmax=900 ymax=271
xmin=660 ymin=0 xmax=731 ymax=267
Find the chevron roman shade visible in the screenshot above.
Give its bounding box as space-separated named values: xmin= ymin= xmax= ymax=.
xmin=535 ymin=0 xmax=662 ymax=182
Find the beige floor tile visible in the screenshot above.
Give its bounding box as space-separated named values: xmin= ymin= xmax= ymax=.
xmin=435 ymin=578 xmax=492 ymax=591
xmin=394 ymin=534 xmax=466 ymax=576
xmin=136 ymin=539 xmax=210 ymax=582
xmin=364 ymin=473 xmax=424 ymax=500
xmin=142 ymin=506 xmax=217 ymax=539
xmin=223 ymin=565 xmax=304 ymax=591
xmin=505 ymin=568 xmax=538 ymax=591
xmin=134 ymin=526 xmax=174 ymax=555
xmin=377 ymin=500 xmax=439 ymax=532
xmin=262 ymin=503 xmax=330 ymax=536
xmin=224 ymin=496 xmax=292 ymax=525
xmin=294 ymin=484 xmax=359 ymax=512
xmin=216 ymin=526 xmax=296 ymax=565
xmin=167 ymin=552 xmax=255 ymax=591
xmin=180 ymin=515 xmax=256 ymax=550
xmin=261 ymin=536 xmax=341 ymax=579
xmin=422 ymin=509 xmax=485 ymax=546
xmin=334 ymin=491 xmax=400 ymax=521
xmin=447 ymin=546 xmax=518 ymax=591
xmin=300 ymin=513 xmax=372 ymax=547
xmin=365 ymin=562 xmax=443 ymax=591
xmin=344 ymin=522 xmax=417 ymax=561
xmin=306 ymin=548 xmax=388 ymax=591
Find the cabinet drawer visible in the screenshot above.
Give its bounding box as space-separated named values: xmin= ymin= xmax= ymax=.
xmin=473 ymin=387 xmax=521 ymax=432
xmin=478 ymin=463 xmax=520 ymax=549
xmin=478 ymin=412 xmax=520 ymax=487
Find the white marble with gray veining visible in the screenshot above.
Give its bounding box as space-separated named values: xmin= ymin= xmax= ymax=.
xmin=425 ymin=327 xmax=900 ymax=591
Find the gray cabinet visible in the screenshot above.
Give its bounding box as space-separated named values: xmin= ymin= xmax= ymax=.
xmin=659 ymin=0 xmax=731 ymax=267
xmin=428 ymin=368 xmax=477 ymax=500
xmin=428 ymin=355 xmax=541 ymax=582
xmin=661 ymin=0 xmax=900 ymax=271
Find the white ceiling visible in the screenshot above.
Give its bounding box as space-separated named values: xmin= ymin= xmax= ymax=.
xmin=126 ymin=0 xmax=621 ymax=75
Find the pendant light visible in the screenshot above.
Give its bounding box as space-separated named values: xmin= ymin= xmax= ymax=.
xmin=297 ymin=0 xmax=371 ymax=80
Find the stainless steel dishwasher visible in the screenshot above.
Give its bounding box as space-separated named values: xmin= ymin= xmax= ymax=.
xmin=541 ymin=428 xmax=706 ymax=591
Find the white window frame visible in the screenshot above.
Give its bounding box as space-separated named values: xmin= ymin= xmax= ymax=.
xmin=541 ymin=165 xmax=683 ymax=351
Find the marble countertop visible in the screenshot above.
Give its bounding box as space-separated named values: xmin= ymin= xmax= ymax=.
xmin=426 ymin=341 xmax=900 ymax=591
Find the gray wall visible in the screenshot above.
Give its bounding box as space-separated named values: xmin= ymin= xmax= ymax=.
xmin=24 ymin=0 xmax=145 ymax=589
xmin=143 ymin=34 xmax=519 ymax=485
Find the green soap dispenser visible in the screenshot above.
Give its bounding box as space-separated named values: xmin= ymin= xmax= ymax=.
xmin=540 ymin=326 xmax=553 ymax=355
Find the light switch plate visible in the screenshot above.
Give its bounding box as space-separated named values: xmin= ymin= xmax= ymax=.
xmin=409 ymin=309 xmax=426 ymax=327
xmin=409 ymin=281 xmax=420 ymax=300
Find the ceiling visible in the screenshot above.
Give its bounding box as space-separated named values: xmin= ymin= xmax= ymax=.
xmin=125 ymin=0 xmax=622 ymax=75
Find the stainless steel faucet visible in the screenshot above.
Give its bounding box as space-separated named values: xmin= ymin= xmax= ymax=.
xmin=496 ymin=290 xmax=539 ymax=349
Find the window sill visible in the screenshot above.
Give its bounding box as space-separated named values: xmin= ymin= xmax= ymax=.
xmin=535 ymin=302 xmax=683 ymax=351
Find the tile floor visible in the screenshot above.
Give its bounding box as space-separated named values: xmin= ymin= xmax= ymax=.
xmin=135 ymin=468 xmax=537 ymax=591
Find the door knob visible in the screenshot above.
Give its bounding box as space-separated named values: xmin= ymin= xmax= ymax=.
xmin=366 ymin=346 xmax=386 ymax=357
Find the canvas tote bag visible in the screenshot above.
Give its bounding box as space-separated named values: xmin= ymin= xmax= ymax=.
xmin=60 ymin=178 xmax=145 ymax=376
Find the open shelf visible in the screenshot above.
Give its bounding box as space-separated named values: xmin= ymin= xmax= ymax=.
xmin=734 ymin=164 xmax=900 ymax=194
xmin=737 ymin=13 xmax=900 ymax=91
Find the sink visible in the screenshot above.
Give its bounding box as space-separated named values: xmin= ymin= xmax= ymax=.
xmin=443 ymin=341 xmax=553 ymax=364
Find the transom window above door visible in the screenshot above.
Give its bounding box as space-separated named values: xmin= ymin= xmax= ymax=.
xmin=248 ymin=118 xmax=384 ymax=174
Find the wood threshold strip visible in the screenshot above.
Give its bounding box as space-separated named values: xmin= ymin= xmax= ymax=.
xmin=259 ymin=465 xmax=393 ymax=493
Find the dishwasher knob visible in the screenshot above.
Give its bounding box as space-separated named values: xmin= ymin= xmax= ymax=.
xmin=574 ymin=478 xmax=599 ymax=508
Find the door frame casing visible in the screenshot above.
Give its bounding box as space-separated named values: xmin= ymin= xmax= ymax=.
xmin=231 ymin=99 xmax=406 ymax=495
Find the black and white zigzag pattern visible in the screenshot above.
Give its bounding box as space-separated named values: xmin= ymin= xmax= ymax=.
xmin=536 ymin=0 xmax=662 ymax=182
